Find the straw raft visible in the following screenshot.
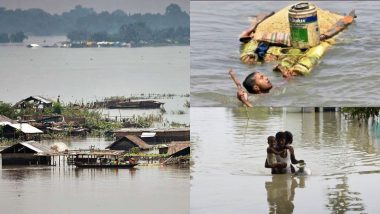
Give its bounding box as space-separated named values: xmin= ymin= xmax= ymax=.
xmin=254 ymin=7 xmax=343 ymax=37
xmin=239 ymin=4 xmax=355 ymax=76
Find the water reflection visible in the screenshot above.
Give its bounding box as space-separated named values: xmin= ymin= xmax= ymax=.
xmin=0 ymin=166 xmax=189 ymax=214
xmin=326 ymin=176 xmax=365 ymax=213
xmin=266 ymin=175 xmax=306 ymax=214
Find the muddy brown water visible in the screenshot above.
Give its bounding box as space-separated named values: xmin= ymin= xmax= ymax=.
xmin=191 ymin=1 xmax=380 ymax=107
xmin=0 ymin=138 xmax=189 ymax=214
xmin=191 ymin=107 xmax=380 ymax=213
xmin=0 ymin=42 xmax=189 ymax=126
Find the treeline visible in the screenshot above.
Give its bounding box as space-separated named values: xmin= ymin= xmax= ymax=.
xmin=67 ymin=23 xmax=189 ymax=45
xmin=0 ymin=4 xmax=189 ymax=36
xmin=0 ymin=32 xmax=28 ymax=43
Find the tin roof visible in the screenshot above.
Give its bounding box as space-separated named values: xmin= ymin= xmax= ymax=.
xmin=14 ymin=96 xmax=53 ymax=107
xmin=106 ymin=135 xmax=153 ymax=150
xmin=125 ymin=135 xmax=152 ymax=150
xmin=141 ymin=132 xmax=156 ymax=138
xmin=20 ymin=141 xmax=52 ymax=153
xmin=114 ymin=127 xmax=189 ymax=133
xmin=167 ymin=141 xmax=190 ymax=155
xmin=27 ymin=96 xmax=53 ymax=104
xmin=0 ymin=141 xmax=52 ymax=154
xmin=0 ymin=115 xmax=15 ymax=123
xmin=6 ymin=123 xmax=43 ymax=134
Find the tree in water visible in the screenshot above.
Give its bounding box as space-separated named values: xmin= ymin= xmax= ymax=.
xmin=67 ymin=30 xmax=89 ymax=41
xmin=342 ymin=107 xmax=380 ymax=120
xmin=0 ymin=33 xmax=9 ymax=43
xmin=9 ymin=32 xmax=28 ymax=43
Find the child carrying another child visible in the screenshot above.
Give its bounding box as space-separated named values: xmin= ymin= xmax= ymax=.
xmin=266 ymin=136 xmax=286 ymax=168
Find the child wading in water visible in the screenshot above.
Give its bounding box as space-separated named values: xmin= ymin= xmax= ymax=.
xmin=266 ymin=136 xmax=286 ymax=168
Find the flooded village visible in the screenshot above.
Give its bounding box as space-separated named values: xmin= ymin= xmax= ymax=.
xmin=0 ymin=94 xmax=190 ymax=213
xmin=0 ymin=1 xmax=190 ymax=212
xmin=0 ymin=94 xmax=190 ymax=167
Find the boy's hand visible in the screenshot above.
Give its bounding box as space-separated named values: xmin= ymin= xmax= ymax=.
xmin=237 ymin=89 xmax=248 ymax=102
xmin=282 ymin=70 xmax=295 ymax=79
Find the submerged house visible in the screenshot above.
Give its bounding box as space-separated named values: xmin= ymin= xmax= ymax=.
xmin=0 ymin=122 xmax=43 ymax=140
xmin=0 ymin=115 xmax=16 ymax=124
xmin=106 ymin=135 xmax=153 ymax=151
xmin=0 ymin=141 xmax=52 ymax=165
xmin=113 ymin=128 xmax=190 ymax=144
xmin=14 ymin=96 xmax=53 ymax=111
xmin=159 ymin=141 xmax=190 ymax=156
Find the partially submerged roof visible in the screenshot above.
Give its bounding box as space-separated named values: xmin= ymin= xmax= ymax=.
xmin=125 ymin=135 xmax=152 ymax=150
xmin=21 ymin=141 xmax=52 ymax=153
xmin=0 ymin=141 xmax=52 ymax=154
xmin=0 ymin=115 xmax=15 ymax=123
xmin=167 ymin=141 xmax=190 ymax=156
xmin=106 ymin=135 xmax=153 ymax=150
xmin=26 ymin=96 xmax=53 ymax=104
xmin=114 ymin=127 xmax=189 ymax=133
xmin=5 ymin=123 xmax=43 ymax=134
xmin=14 ymin=96 xmax=53 ymax=107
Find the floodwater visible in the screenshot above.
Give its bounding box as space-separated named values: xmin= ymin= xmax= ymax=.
xmin=97 ymin=97 xmax=189 ymax=127
xmin=0 ymin=166 xmax=189 ymax=214
xmin=0 ymin=38 xmax=190 ymax=213
xmin=0 ymin=39 xmax=189 ymax=125
xmin=0 ymin=137 xmax=190 ymax=214
xmin=191 ymin=107 xmax=380 ymax=213
xmin=191 ymin=1 xmax=380 ymax=107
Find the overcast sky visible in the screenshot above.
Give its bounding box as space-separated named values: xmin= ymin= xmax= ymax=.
xmin=0 ymin=0 xmax=189 ymax=14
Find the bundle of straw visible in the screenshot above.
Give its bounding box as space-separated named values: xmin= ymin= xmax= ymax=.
xmin=254 ymin=6 xmax=343 ymax=37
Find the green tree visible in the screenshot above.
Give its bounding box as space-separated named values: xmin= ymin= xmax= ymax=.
xmin=165 ymin=4 xmax=182 ymax=17
xmin=119 ymin=22 xmax=152 ymax=44
xmin=342 ymin=107 xmax=380 ymax=120
xmin=0 ymin=101 xmax=16 ymax=119
xmin=52 ymin=102 xmax=62 ymax=114
xmin=9 ymin=32 xmax=28 ymax=43
xmin=90 ymin=31 xmax=109 ymax=42
xmin=67 ymin=30 xmax=89 ymax=41
xmin=0 ymin=33 xmax=9 ymax=43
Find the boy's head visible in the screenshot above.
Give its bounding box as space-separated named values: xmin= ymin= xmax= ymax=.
xmin=267 ymin=136 xmax=276 ymax=147
xmin=284 ymin=131 xmax=293 ymax=145
xmin=275 ymin=131 xmax=286 ymax=148
xmin=243 ymin=72 xmax=272 ymax=94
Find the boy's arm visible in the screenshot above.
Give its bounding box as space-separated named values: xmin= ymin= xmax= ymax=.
xmin=229 ymin=69 xmax=253 ymax=107
xmin=269 ymin=147 xmax=282 ymax=155
xmin=287 ymin=145 xmax=304 ymax=164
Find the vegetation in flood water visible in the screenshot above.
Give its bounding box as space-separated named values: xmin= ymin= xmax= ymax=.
xmin=124 ymin=113 xmax=163 ymax=128
xmin=342 ymin=107 xmax=380 ymax=121
xmin=1 ymin=92 xmax=188 ymax=143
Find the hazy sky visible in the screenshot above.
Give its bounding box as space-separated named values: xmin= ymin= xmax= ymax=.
xmin=0 ymin=0 xmax=189 ymax=14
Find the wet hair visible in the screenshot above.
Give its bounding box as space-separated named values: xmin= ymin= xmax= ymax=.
xmin=243 ymin=72 xmax=258 ymax=94
xmin=267 ymin=136 xmax=276 ymax=144
xmin=243 ymin=72 xmax=272 ymax=94
xmin=275 ymin=131 xmax=285 ymax=142
xmin=284 ymin=131 xmax=293 ymax=145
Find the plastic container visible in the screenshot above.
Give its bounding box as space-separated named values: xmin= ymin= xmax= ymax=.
xmin=288 ymin=2 xmax=320 ymax=49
